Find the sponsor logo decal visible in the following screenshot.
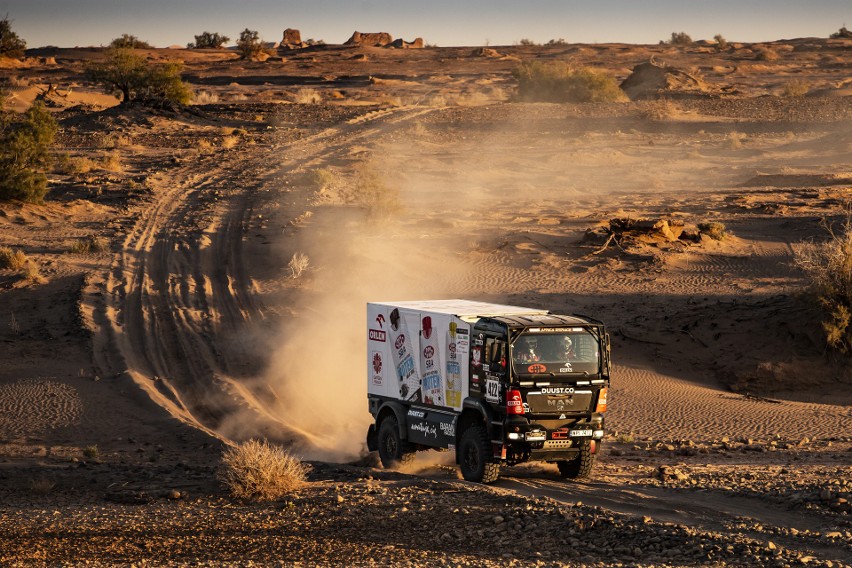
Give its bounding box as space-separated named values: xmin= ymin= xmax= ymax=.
xmin=375 ymin=314 xmax=385 ymax=328
xmin=410 ymin=422 xmax=437 ymax=438
xmin=395 ymin=335 xmax=405 ymax=350
xmin=541 ymin=387 xmax=575 ymax=394
xmin=439 ymin=422 xmax=455 ymax=437
xmin=407 ymin=409 xmax=425 ymax=418
xmin=369 ymin=329 xmax=387 ymax=342
xmin=423 ymin=345 xmax=435 ymax=358
xmin=371 ymin=351 xmax=383 ymax=386
xmin=527 ymin=364 xmax=547 ymax=374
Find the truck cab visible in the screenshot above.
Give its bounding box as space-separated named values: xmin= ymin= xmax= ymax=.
xmin=465 ymin=314 xmax=610 ymax=480
xmin=365 ymin=301 xmax=611 ymax=483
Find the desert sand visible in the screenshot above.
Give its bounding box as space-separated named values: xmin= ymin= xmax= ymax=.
xmin=1 ymin=37 xmax=851 ymax=566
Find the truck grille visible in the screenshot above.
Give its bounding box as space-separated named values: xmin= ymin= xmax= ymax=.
xmin=525 ymin=391 xmax=593 ymax=414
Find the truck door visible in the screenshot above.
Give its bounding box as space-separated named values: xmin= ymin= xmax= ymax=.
xmin=470 ymin=324 xmax=507 ymax=405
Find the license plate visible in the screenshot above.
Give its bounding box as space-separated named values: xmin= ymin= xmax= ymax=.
xmin=569 ymin=429 xmax=592 ymax=437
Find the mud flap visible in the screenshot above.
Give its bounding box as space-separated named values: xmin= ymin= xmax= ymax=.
xmin=366 ymin=424 xmax=377 ymax=452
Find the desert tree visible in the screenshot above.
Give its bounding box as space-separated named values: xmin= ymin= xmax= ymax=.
xmin=667 ymin=32 xmax=693 ymax=46
xmin=109 ymin=34 xmax=153 ymax=49
xmin=830 ymin=26 xmax=852 ymax=39
xmin=0 ymin=98 xmax=58 ymax=203
xmin=0 ymin=15 xmax=26 ymax=58
xmin=188 ymin=31 xmax=230 ymax=49
xmin=86 ymin=48 xmax=192 ymax=105
xmin=236 ymin=28 xmax=266 ymax=60
xmin=714 ymin=34 xmax=728 ymax=50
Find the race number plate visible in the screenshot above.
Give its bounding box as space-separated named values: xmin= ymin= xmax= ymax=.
xmin=485 ymin=379 xmax=500 ymax=403
xmin=569 ymin=429 xmax=593 ymax=437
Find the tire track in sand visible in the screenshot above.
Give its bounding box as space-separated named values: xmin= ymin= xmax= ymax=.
xmin=86 ymin=107 xmax=440 ymax=437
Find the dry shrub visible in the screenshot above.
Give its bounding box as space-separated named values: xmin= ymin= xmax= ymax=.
xmin=0 ymin=246 xmax=28 ymax=270
xmin=30 ymin=478 xmax=55 ymax=494
xmin=354 ymin=163 xmax=402 ymax=219
xmin=310 ymin=167 xmax=338 ymax=193
xmin=288 ymin=252 xmax=309 ymax=278
xmin=218 ymin=439 xmax=307 ymax=500
xmin=783 ymin=79 xmax=810 ymax=97
xmin=638 ymin=99 xmax=680 ymax=120
xmin=513 ymin=61 xmax=627 ymax=103
xmin=100 ymin=151 xmax=123 ymax=172
xmin=97 ymin=132 xmax=131 ymax=149
xmin=698 ymin=221 xmax=727 ymax=240
xmin=294 ymin=88 xmax=322 ymax=104
xmin=755 ymin=47 xmax=779 ymax=61
xmin=193 ymin=91 xmax=220 ymax=104
xmin=24 ymin=261 xmax=44 ymax=283
xmin=794 ymin=213 xmax=852 ymax=353
xmin=70 ymin=235 xmax=107 ymax=254
xmin=60 ymin=156 xmax=97 ymax=175
xmin=221 ymin=135 xmax=239 ymax=149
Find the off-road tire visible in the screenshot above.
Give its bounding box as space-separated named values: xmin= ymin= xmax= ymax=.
xmin=458 ymin=425 xmax=500 ymax=484
xmin=557 ymin=441 xmax=596 ymax=479
xmin=377 ymin=416 xmax=412 ymax=468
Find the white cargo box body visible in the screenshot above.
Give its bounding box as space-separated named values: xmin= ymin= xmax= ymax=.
xmin=367 ymin=300 xmax=549 ymax=410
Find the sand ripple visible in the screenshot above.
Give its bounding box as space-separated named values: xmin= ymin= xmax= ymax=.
xmin=0 ymin=379 xmax=83 ymax=439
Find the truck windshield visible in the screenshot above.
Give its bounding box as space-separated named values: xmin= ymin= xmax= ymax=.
xmin=512 ymin=330 xmax=600 ymax=374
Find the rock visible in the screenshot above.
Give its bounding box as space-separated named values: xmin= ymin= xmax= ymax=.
xmin=167 ymin=489 xmax=181 ymax=500
xmin=280 ymin=28 xmax=307 ymax=50
xmin=345 ymin=31 xmax=393 ymax=47
xmin=389 ymin=38 xmax=424 ymax=49
xmin=620 ymin=59 xmax=717 ymax=100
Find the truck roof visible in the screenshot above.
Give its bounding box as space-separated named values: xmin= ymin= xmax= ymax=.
xmin=368 ymin=299 xmax=549 ymax=319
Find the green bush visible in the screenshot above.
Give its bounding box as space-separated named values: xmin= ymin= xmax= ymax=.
xmin=0 ymin=100 xmax=58 ymax=203
xmin=236 ymin=28 xmax=270 ymax=60
xmin=109 ymin=34 xmax=153 ymax=49
xmin=0 ymin=16 xmax=26 ymax=58
xmin=513 ymin=61 xmax=626 ymax=103
xmin=830 ymin=26 xmax=852 ymax=39
xmin=188 ymin=32 xmax=230 ymax=49
xmin=794 ymin=214 xmax=852 ymax=353
xmin=668 ymin=32 xmax=693 ymax=46
xmin=86 ymin=48 xmax=192 ymax=105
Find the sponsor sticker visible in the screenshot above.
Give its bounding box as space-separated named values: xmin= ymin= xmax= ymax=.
xmin=371 ymin=351 xmax=383 ymax=386
xmin=369 ymin=329 xmax=387 ymax=342
xmin=527 ymin=364 xmax=547 ymax=374
xmin=541 ymin=387 xmax=575 ymax=395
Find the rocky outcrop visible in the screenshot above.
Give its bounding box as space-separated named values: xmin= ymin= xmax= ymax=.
xmin=389 ymin=37 xmax=424 ymax=49
xmin=620 ymin=59 xmax=713 ymax=100
xmin=344 ymin=31 xmax=393 ymax=47
xmin=280 ymin=28 xmax=307 ymax=50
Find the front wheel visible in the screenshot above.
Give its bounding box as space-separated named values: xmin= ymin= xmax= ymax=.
xmin=458 ymin=425 xmax=500 ymax=484
xmin=557 ymin=441 xmax=596 ymax=479
xmin=377 ymin=417 xmax=411 ymax=468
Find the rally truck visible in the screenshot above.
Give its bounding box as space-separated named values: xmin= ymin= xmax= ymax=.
xmin=365 ymin=300 xmax=611 ymax=484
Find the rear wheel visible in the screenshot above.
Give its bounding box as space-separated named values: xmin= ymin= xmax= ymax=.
xmin=377 ymin=416 xmax=411 ymax=468
xmin=557 ymin=441 xmax=595 ymax=479
xmin=458 ymin=425 xmax=500 ymax=484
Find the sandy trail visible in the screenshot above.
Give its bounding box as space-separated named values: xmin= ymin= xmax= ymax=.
xmin=85 ymin=106 xmax=440 ymax=439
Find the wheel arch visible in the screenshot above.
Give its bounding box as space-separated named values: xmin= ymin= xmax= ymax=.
xmin=375 ymin=400 xmax=409 ymax=441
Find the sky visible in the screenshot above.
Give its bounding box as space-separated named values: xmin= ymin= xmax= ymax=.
xmin=3 ymin=0 xmax=850 ymax=49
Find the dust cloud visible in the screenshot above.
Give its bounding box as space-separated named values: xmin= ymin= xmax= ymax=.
xmin=260 ymin=192 xmax=473 ymax=462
